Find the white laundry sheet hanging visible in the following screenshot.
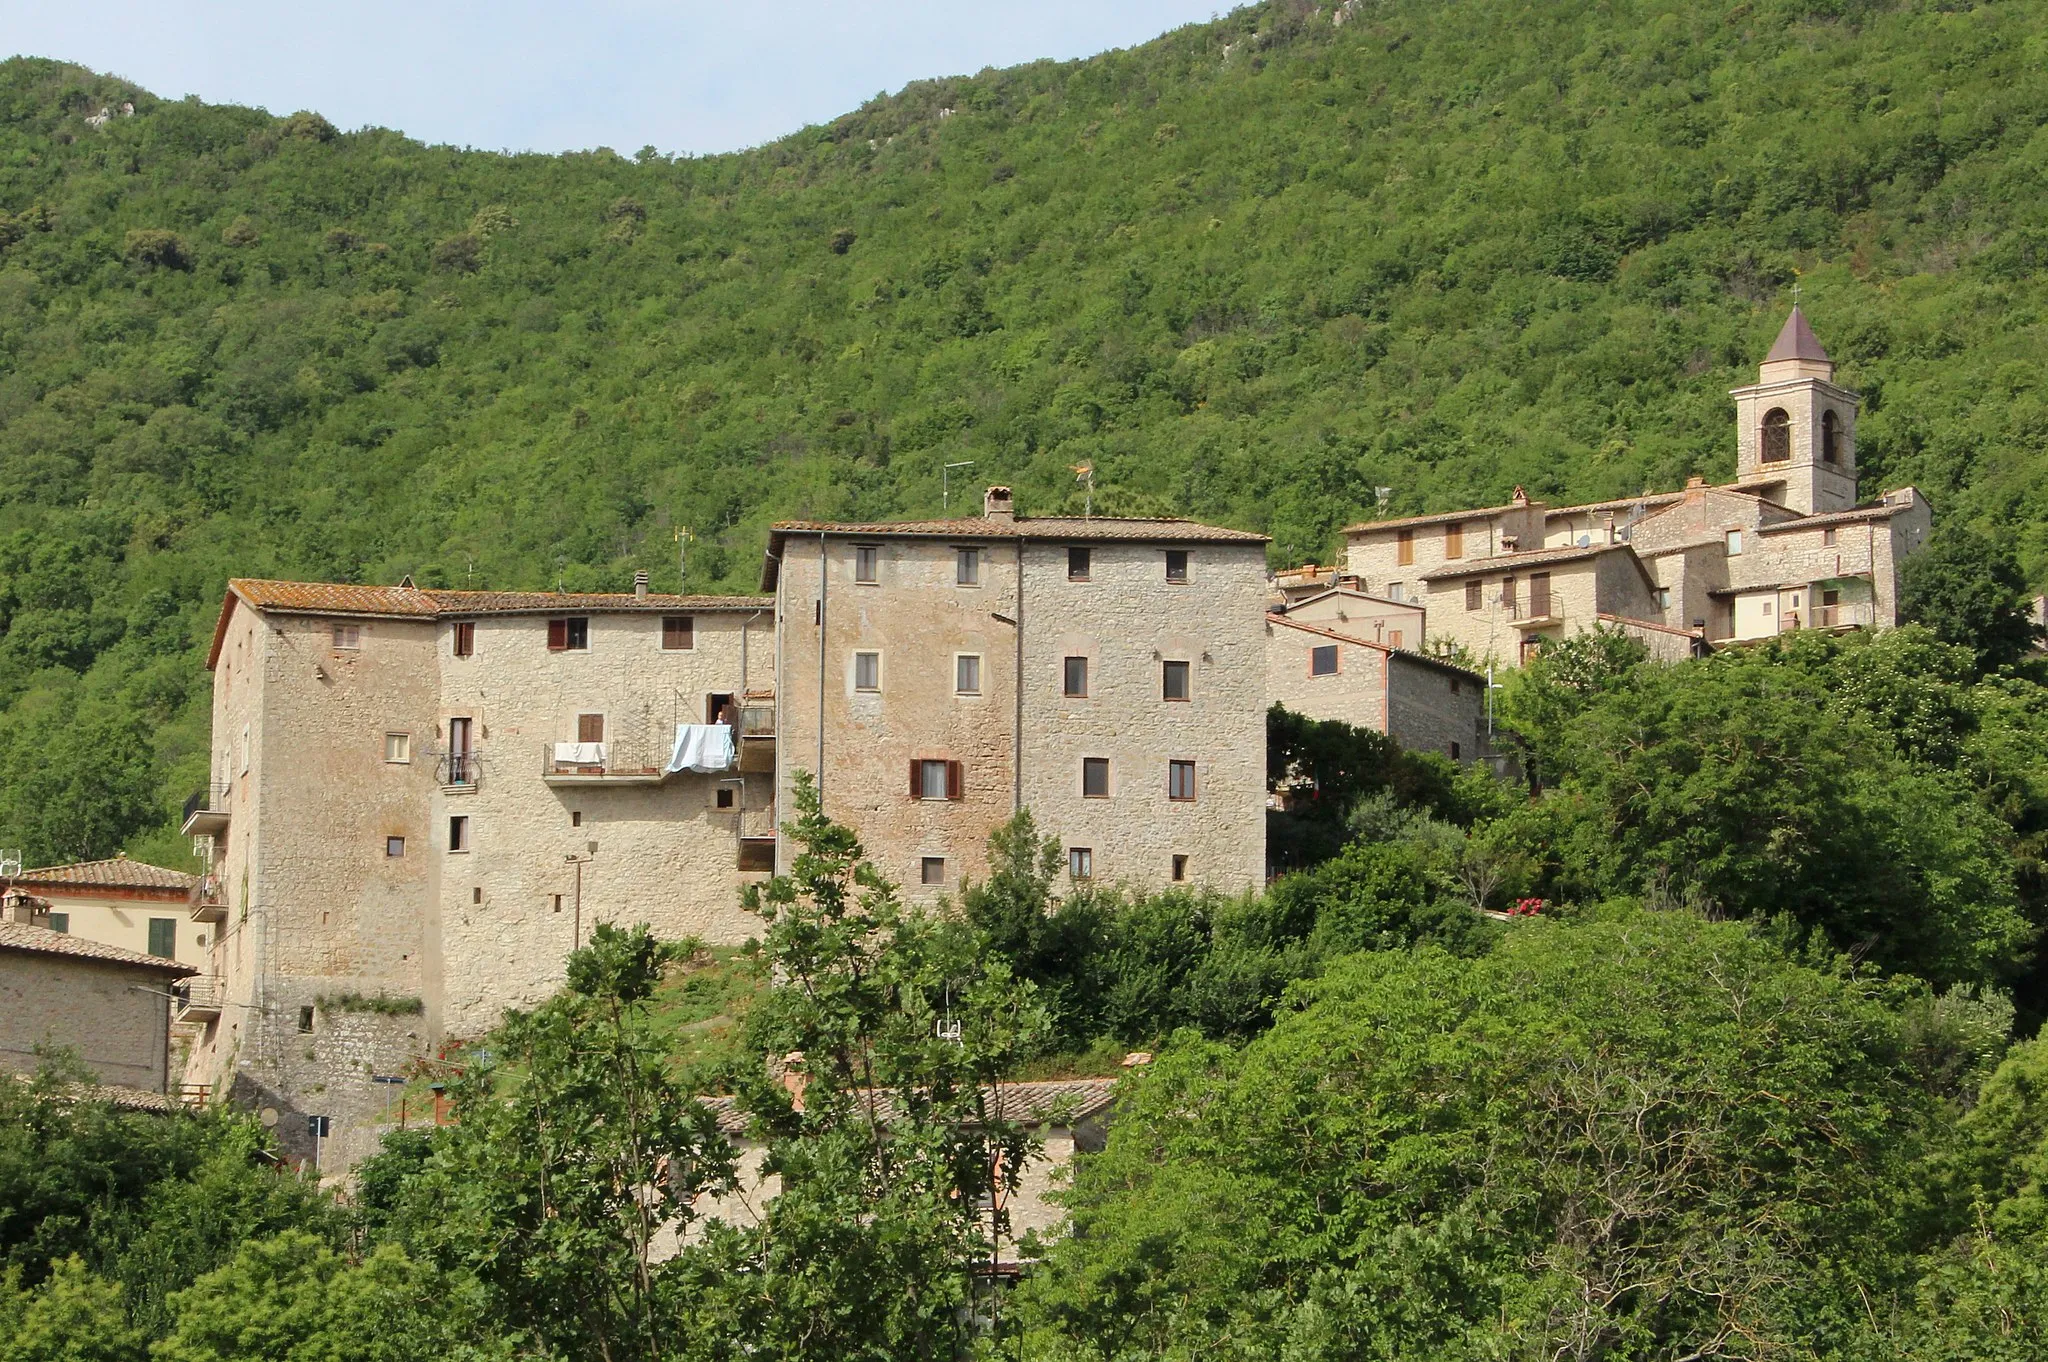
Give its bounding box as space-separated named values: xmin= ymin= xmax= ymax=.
xmin=553 ymin=741 xmax=608 ymax=766
xmin=666 ymin=723 xmax=734 ymax=774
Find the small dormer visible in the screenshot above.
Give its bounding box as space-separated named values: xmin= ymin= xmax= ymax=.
xmin=1729 ymin=306 xmax=1859 ymax=515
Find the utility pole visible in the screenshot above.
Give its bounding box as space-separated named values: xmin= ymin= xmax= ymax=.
xmin=565 ymin=842 xmax=597 ymax=948
xmin=674 ymin=527 xmax=691 ymax=588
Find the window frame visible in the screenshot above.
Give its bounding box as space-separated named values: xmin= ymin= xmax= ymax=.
xmin=921 ymin=856 xmax=946 ymax=886
xmin=854 ymin=544 xmax=880 ymax=584
xmin=1395 ymin=529 xmax=1415 ymax=566
xmin=147 ymin=917 xmax=176 ymax=959
xmin=1171 ymin=854 xmax=1189 ymax=883
xmin=854 ymin=650 xmax=882 ymax=693
xmin=1760 ymin=408 xmax=1792 ymax=464
xmin=1444 ymin=523 xmax=1464 ymax=559
xmin=1068 ymin=847 xmax=1093 ymax=880
xmin=1067 ymin=546 xmax=1091 ymax=581
xmin=1465 ymin=580 xmax=1483 ymax=611
xmin=1309 ymin=644 xmax=1339 ymax=677
xmin=452 ymin=621 xmax=475 ymax=657
xmin=913 ymin=758 xmax=963 ymax=802
xmin=955 ymin=653 xmax=982 ymax=696
xmin=385 ymin=836 xmax=406 ymax=858
xmin=662 ymin=615 xmax=695 ymax=650
xmin=384 ymin=732 xmax=412 ymax=764
xmin=1821 ymin=408 xmax=1841 ymax=464
xmin=331 ymin=623 xmax=362 ymax=650
xmin=576 ymin=712 xmax=606 ymax=744
xmin=1082 ymin=757 xmax=1110 ymax=799
xmin=1062 ymin=655 xmax=1089 ymax=699
xmin=955 ymin=547 xmax=981 ymax=587
xmin=1164 ymin=549 xmax=1189 ymax=583
xmin=1726 ymin=529 xmax=1745 ymax=556
xmin=1161 ymin=659 xmax=1191 ymax=701
xmin=1168 ymin=760 xmax=1196 ymax=802
xmin=547 ymin=616 xmax=590 ymax=652
xmin=448 ymin=815 xmax=471 ymax=853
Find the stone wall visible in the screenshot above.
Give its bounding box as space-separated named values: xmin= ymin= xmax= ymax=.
xmin=1265 ymin=619 xmax=1389 ymax=732
xmin=0 ymin=954 xmax=173 ymax=1092
xmin=1385 ymin=656 xmax=1488 ymax=760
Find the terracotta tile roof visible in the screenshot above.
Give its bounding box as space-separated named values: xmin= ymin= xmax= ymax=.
xmin=10 ymin=1073 xmax=181 ymax=1113
xmin=1266 ymin=614 xmax=1483 ymax=680
xmin=1756 ymin=503 xmax=1905 ymax=533
xmin=1545 ymin=491 xmax=1686 ymax=519
xmin=1418 ymin=542 xmax=1635 ymax=581
xmin=1342 ymin=503 xmax=1522 ymax=535
xmin=766 ymin=516 xmax=1267 ymax=544
xmin=12 ymin=857 xmax=197 ymax=893
xmin=700 ymin=1076 xmax=1119 ymax=1138
xmin=210 ymin=580 xmax=773 ymax=668
xmin=0 ymin=922 xmax=197 ymax=976
xmin=1272 ymin=586 xmax=1417 ymax=615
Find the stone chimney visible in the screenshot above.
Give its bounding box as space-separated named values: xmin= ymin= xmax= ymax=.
xmin=633 ymin=570 xmax=649 ymax=600
xmin=983 ymin=486 xmax=1015 ymax=523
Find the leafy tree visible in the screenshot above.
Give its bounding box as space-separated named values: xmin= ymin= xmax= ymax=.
xmin=0 ymin=1258 xmax=144 ymax=1362
xmin=372 ymin=924 xmax=735 ymax=1362
xmin=1902 ymin=524 xmax=2042 ymax=673
xmin=681 ymin=771 xmax=1052 ymax=1358
xmin=1017 ymin=911 xmax=1940 ymax=1360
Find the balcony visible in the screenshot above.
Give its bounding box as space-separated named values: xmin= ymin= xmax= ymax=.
xmin=541 ymin=739 xmax=671 ymax=786
xmin=175 ymin=976 xmax=223 ymax=1024
xmin=440 ymin=752 xmax=481 ymax=792
xmin=737 ymin=700 xmax=776 ymax=774
xmin=188 ymin=875 xmax=226 ymax=924
xmin=181 ymin=785 xmax=229 ymax=837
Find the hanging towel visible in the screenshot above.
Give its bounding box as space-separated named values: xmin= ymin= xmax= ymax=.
xmin=554 ymin=741 xmax=607 ymax=766
xmin=666 ymin=723 xmax=734 ymax=774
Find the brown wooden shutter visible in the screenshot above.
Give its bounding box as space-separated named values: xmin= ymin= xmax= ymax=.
xmin=663 ymin=615 xmax=693 ymax=649
xmin=578 ymin=713 xmax=605 ymax=742
xmin=1530 ymin=573 xmax=1552 ymax=619
xmin=547 ymin=618 xmax=568 ymax=651
xmin=910 ymin=760 xmax=922 ymax=799
xmin=453 ymin=621 xmax=474 ymax=657
xmin=946 ymin=761 xmax=964 ymax=801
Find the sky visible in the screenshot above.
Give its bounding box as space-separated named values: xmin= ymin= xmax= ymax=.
xmin=1 ymin=1 xmax=1230 ymax=156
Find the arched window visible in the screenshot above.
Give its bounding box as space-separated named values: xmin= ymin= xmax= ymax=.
xmin=1761 ymin=408 xmax=1791 ymax=463
xmin=1821 ymin=409 xmax=1840 ymax=464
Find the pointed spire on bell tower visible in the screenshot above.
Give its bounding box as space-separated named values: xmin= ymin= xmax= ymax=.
xmin=1760 ymin=305 xmax=1833 ymax=382
xmin=1729 ymin=301 xmax=1859 ymax=514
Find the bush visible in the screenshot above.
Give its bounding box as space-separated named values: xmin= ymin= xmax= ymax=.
xmin=123 ymin=230 xmax=190 ymax=271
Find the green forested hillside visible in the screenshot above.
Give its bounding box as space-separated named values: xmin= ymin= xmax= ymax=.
xmin=5 ymin=0 xmax=2048 ymax=859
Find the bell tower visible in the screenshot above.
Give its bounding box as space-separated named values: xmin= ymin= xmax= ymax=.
xmin=1729 ymin=306 xmax=1859 ymax=515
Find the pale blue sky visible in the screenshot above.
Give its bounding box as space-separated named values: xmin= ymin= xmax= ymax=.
xmin=1 ymin=1 xmax=1229 ymax=155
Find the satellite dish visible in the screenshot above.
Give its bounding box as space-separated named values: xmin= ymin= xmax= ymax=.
xmin=259 ymin=1107 xmax=279 ymax=1127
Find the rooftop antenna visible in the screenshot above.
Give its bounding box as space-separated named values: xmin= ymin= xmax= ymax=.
xmin=1375 ymin=487 xmax=1393 ymax=517
xmin=0 ymin=849 xmax=18 ymax=879
xmin=674 ymin=527 xmax=691 ymax=587
xmin=1072 ymin=462 xmax=1095 ymax=517
xmin=942 ymin=461 xmax=975 ymax=512
xmin=466 ymin=560 xmax=477 ymax=589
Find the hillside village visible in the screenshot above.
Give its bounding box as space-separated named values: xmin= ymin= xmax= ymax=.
xmin=3 ymin=310 xmax=1938 ymax=1193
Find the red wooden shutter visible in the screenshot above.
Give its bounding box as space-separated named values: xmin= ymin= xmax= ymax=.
xmin=910 ymin=761 xmax=921 ymax=799
xmin=453 ymin=621 xmax=474 ymax=656
xmin=946 ymin=761 xmax=964 ymax=800
xmin=547 ymin=618 xmax=567 ymax=650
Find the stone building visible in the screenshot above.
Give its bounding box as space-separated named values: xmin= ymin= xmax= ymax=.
xmin=1 ymin=916 xmax=196 ymax=1094
xmin=762 ymin=489 xmax=1270 ymax=897
xmin=1264 ymin=613 xmax=1489 ymax=760
xmin=2 ymin=857 xmax=207 ymax=975
xmin=182 ymin=577 xmax=775 ymax=1167
xmin=1338 ymin=309 xmax=1932 ymax=667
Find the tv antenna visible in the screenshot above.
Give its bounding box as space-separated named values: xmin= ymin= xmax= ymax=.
xmin=0 ymin=849 xmax=18 ymax=879
xmin=674 ymin=527 xmax=692 ymax=586
xmin=1375 ymin=487 xmax=1393 ymax=516
xmin=1073 ymin=462 xmax=1095 ymax=517
xmin=942 ymin=461 xmax=975 ymax=512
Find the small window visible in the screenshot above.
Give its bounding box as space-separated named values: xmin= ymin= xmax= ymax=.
xmin=1396 ymin=529 xmax=1415 ymax=565
xmin=1082 ymin=757 xmax=1110 ymax=798
xmin=738 ymin=839 xmax=777 ymax=872
xmin=956 ymin=547 xmax=980 ymax=586
xmin=1162 ymin=660 xmax=1191 ymax=701
xmin=1063 ymin=656 xmax=1089 ymax=698
xmin=452 ymin=621 xmax=475 ymax=657
xmin=548 ymin=617 xmax=590 ymax=651
xmin=1726 ymin=529 xmax=1744 ymax=556
xmin=1069 ymin=847 xmax=1093 ymax=880
xmin=1168 ymin=760 xmax=1196 ymax=801
xmin=298 ymin=1006 xmax=315 ymax=1034
xmin=1444 ymin=523 xmax=1464 ymax=559
xmin=1388 ymin=630 xmax=1404 ymax=649
xmin=385 ymin=836 xmax=405 ymax=858
xmin=1165 ymin=550 xmax=1189 ymax=583
xmin=1821 ymin=409 xmax=1841 ymax=464
xmin=46 ymin=912 xmax=68 ymax=933
xmin=1502 ymin=577 xmax=1517 ymax=612
xmin=1310 ymin=645 xmax=1338 ymax=677
xmin=1386 ymin=582 xmax=1405 ymax=603
xmin=921 ymin=856 xmax=946 ymax=886
xmin=1451 ymin=742 xmax=1462 ymax=759
xmin=577 ymin=713 xmax=606 ymax=743
xmin=854 ymin=545 xmax=879 ymax=583
xmin=332 ymin=623 xmax=362 ymax=650
xmin=384 ymin=732 xmax=411 ymax=763
xmin=553 ymin=894 xmax=564 ymax=913
xmin=1171 ymin=854 xmax=1188 ymax=882
xmin=1761 ymin=408 xmax=1791 ymax=463
xmin=147 ymin=918 xmax=175 ymax=959
xmin=915 ymin=759 xmax=958 ymax=801
xmin=1657 ymin=587 xmax=1672 ymax=611
xmin=955 ymin=654 xmax=982 ymax=695
xmin=571 ymin=810 xmax=583 ymax=827
xmin=449 ymin=815 xmax=470 ymax=853
xmin=663 ymin=616 xmax=694 ymax=650
xmin=472 ymin=887 xmax=482 ymax=904
xmin=1465 ymin=580 xmax=1482 ymax=611
xmin=715 ymin=787 xmax=736 ymax=810
xmin=854 ymin=651 xmax=881 ymax=692
xmin=1068 ymin=546 xmax=1091 ymax=581
xmin=1450 ymin=678 xmax=1461 ymax=694
xmin=1823 ymin=527 xmax=1838 ymax=547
